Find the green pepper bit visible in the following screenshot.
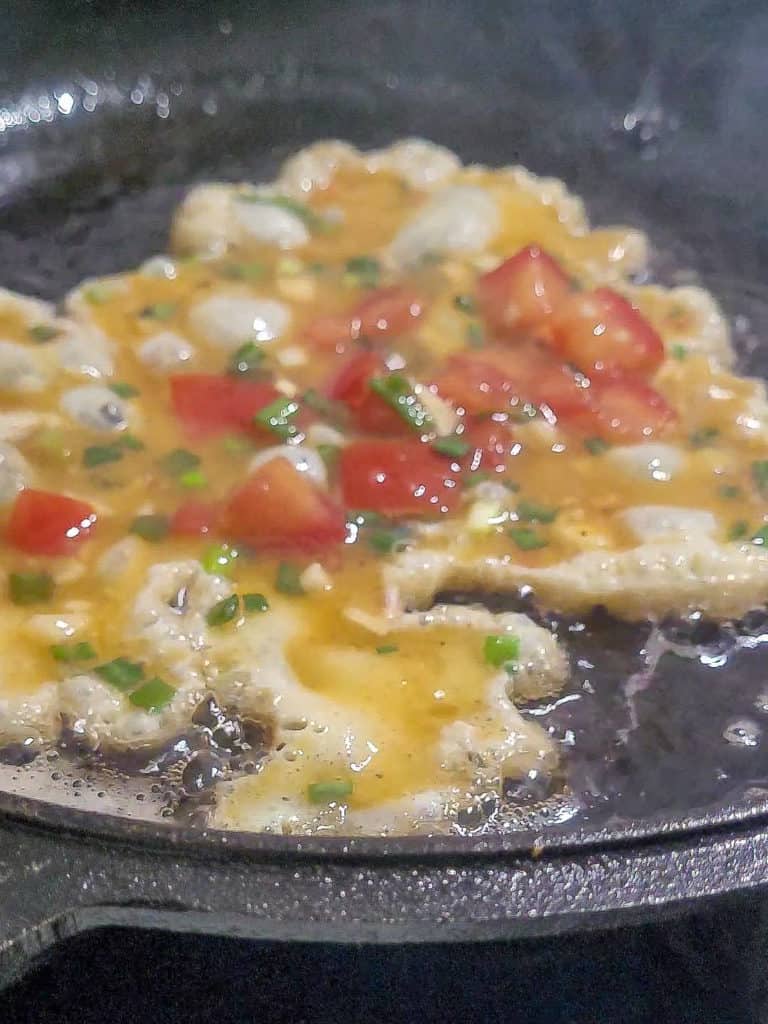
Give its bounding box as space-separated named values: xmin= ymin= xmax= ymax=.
xmin=95 ymin=657 xmax=145 ymax=692
xmin=307 ymin=780 xmax=354 ymax=804
xmin=50 ymin=641 xmax=97 ymax=663
xmin=130 ymin=514 xmax=170 ymax=542
xmin=243 ymin=593 xmax=270 ymax=613
xmin=9 ymin=571 xmax=55 ymax=605
xmin=201 ymin=542 xmax=239 ymax=577
xmin=129 ymin=677 xmax=175 ymax=712
xmin=483 ymin=634 xmax=521 ymax=668
xmin=508 ymin=526 xmax=548 ymax=551
xmin=206 ymin=594 xmax=240 ymax=627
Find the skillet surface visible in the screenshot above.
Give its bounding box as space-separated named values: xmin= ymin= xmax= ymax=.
xmin=2 ymin=0 xmax=768 ymax=855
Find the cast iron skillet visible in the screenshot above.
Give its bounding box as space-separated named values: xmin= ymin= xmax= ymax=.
xmin=1 ymin=0 xmax=768 ymax=984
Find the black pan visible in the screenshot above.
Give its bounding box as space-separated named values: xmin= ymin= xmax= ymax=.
xmin=2 ymin=0 xmax=768 ymax=986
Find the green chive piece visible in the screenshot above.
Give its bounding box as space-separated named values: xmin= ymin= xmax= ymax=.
xmin=83 ymin=284 xmax=112 ymax=305
xmin=752 ymin=525 xmax=768 ymax=546
xmin=130 ymin=514 xmax=170 ymax=542
xmin=206 ymin=594 xmax=240 ymax=627
xmin=307 ymin=780 xmax=353 ymax=804
xmin=345 ymin=255 xmax=381 ymax=288
xmin=220 ymin=261 xmax=266 ymax=281
xmin=222 ymin=434 xmax=254 ymax=454
xmin=367 ymin=526 xmax=410 ymax=555
xmin=160 ymin=448 xmax=201 ymax=476
xmin=228 ymin=341 xmax=265 ymax=377
xmin=109 ymin=381 xmax=140 ymax=398
xmin=140 ymin=302 xmax=177 ymax=320
xmin=508 ymin=526 xmax=548 ymax=550
xmin=83 ymin=444 xmax=123 ymax=468
xmin=516 ymin=500 xmax=559 ymax=524
xmin=239 ymin=193 xmax=329 ymax=232
xmin=129 ymin=676 xmax=175 ymax=712
xmin=317 ymin=444 xmax=340 ymax=470
xmin=118 ymin=433 xmax=145 ymax=451
xmin=728 ymin=520 xmax=750 ymax=542
xmin=453 ymin=294 xmax=477 ymax=314
xmin=254 ymin=397 xmax=301 ymax=441
xmin=179 ymin=468 xmax=207 ymax=490
xmin=348 ymin=509 xmax=388 ymax=528
xmin=689 ymin=426 xmax=720 ymax=448
xmin=243 ymin=593 xmax=270 ymax=613
xmin=431 ymin=436 xmax=470 ymax=458
xmin=752 ymin=461 xmax=768 ymax=495
xmin=483 ymin=634 xmax=521 ymax=668
xmin=28 ymin=323 xmax=59 ymax=343
xmin=466 ymin=322 xmax=485 ymax=348
xmin=369 ymin=375 xmax=434 ymax=432
xmin=719 ymin=484 xmax=742 ymax=500
xmin=50 ymin=641 xmax=97 ymax=663
xmin=201 ymin=542 xmax=239 ymax=577
xmin=375 ymin=644 xmax=399 ymax=655
xmin=276 ymin=561 xmax=304 ymax=596
xmin=95 ymin=657 xmax=145 ymax=692
xmin=671 ymin=343 xmax=688 ymax=360
xmin=584 ymin=437 xmax=609 ymax=455
xmin=9 ymin=571 xmax=54 ymax=605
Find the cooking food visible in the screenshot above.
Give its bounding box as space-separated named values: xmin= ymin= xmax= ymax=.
xmin=1 ymin=138 xmax=767 ymax=835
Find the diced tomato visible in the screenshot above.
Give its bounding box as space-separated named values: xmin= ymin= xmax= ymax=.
xmin=170 ymin=501 xmax=220 ymax=537
xmin=573 ymin=376 xmax=676 ymax=440
xmin=6 ymin=489 xmax=97 ymax=556
xmin=326 ymin=351 xmax=408 ymax=435
xmin=304 ymin=286 xmax=425 ymax=351
xmin=550 ymin=287 xmax=665 ymax=378
xmin=221 ymin=457 xmax=347 ymax=554
xmin=461 ymin=420 xmax=515 ymax=475
xmin=340 ymin=439 xmax=462 ymax=517
xmin=170 ymin=375 xmax=280 ymax=438
xmin=478 ymin=246 xmax=573 ymax=336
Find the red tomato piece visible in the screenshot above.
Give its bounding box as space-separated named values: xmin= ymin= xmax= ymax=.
xmin=6 ymin=489 xmax=97 ymax=556
xmin=550 ymin=287 xmax=665 ymax=378
xmin=222 ymin=457 xmax=347 ymax=554
xmin=326 ymin=351 xmax=408 ymax=435
xmin=170 ymin=375 xmax=280 ymax=438
xmin=170 ymin=501 xmax=220 ymax=537
xmin=304 ymin=287 xmax=425 ymax=351
xmin=461 ymin=421 xmax=516 ymax=475
xmin=478 ymin=246 xmax=573 ymax=336
xmin=574 ymin=376 xmax=676 ymax=440
xmin=340 ymin=439 xmax=462 ymax=517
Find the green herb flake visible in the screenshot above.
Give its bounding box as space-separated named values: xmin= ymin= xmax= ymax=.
xmin=345 ymin=255 xmax=381 ymax=288
xmin=466 ymin=322 xmax=485 ymax=348
xmin=179 ymin=468 xmax=208 ymax=490
xmin=254 ymin=397 xmax=301 ymax=441
xmin=201 ymin=542 xmax=239 ymax=577
xmin=276 ymin=561 xmax=305 ymax=596
xmin=516 ymin=500 xmax=559 ymax=524
xmin=109 ymin=381 xmax=140 ymax=398
xmin=228 ymin=341 xmax=265 ymax=377
xmin=118 ymin=433 xmax=145 ymax=451
xmin=671 ymin=343 xmax=688 ymax=360
xmin=9 ymin=571 xmax=54 ymax=605
xmin=453 ymin=294 xmax=477 ymax=314
xmin=584 ymin=437 xmax=609 ymax=456
xmin=140 ymin=302 xmax=177 ymax=321
xmin=307 ymin=779 xmax=354 ymax=804
xmin=483 ymin=633 xmax=521 ymax=668
xmin=239 ymin=193 xmax=329 ymax=233
xmin=689 ymin=426 xmax=720 ymax=449
xmin=728 ymin=520 xmax=750 ymax=542
xmin=160 ymin=448 xmax=201 ymax=477
xmin=375 ymin=644 xmax=399 ymax=655
xmin=220 ymin=261 xmax=266 ymax=281
xmin=129 ymin=676 xmax=175 ymax=712
xmin=752 ymin=461 xmax=768 ymax=495
xmin=508 ymin=526 xmax=548 ymax=551
xmin=243 ymin=592 xmax=270 ymax=613
xmin=83 ymin=444 xmax=123 ymax=468
xmin=130 ymin=514 xmax=170 ymax=542
xmin=367 ymin=526 xmax=410 ymax=555
xmin=95 ymin=657 xmax=145 ymax=692
xmin=369 ymin=375 xmax=434 ymax=432
xmin=50 ymin=641 xmax=97 ymax=663
xmin=206 ymin=594 xmax=240 ymax=627
xmin=719 ymin=484 xmax=742 ymax=500
xmin=431 ymin=436 xmax=470 ymax=458
xmin=28 ymin=323 xmax=60 ymax=343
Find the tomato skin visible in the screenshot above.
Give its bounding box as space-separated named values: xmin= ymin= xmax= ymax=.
xmin=461 ymin=421 xmax=515 ymax=475
xmin=170 ymin=375 xmax=280 ymax=437
xmin=326 ymin=351 xmax=408 ymax=435
xmin=6 ymin=489 xmax=97 ymax=556
xmin=340 ymin=439 xmax=462 ymax=517
xmin=550 ymin=287 xmax=665 ymax=378
xmin=574 ymin=376 xmax=676 ymax=440
xmin=478 ymin=246 xmax=572 ymax=336
xmin=222 ymin=457 xmax=347 ymax=554
xmin=305 ymin=287 xmax=424 ymax=351
xmin=170 ymin=501 xmax=220 ymax=537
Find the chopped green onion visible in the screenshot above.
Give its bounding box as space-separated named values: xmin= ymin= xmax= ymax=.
xmin=752 ymin=525 xmax=768 ymax=546
xmin=28 ymin=323 xmax=59 ymax=343
xmin=375 ymin=644 xmax=399 ymax=655
xmin=243 ymin=593 xmax=270 ymax=613
xmin=671 ymin=343 xmax=688 ymax=360
xmin=317 ymin=444 xmax=340 ymax=470
xmin=369 ymin=375 xmax=434 ymax=432
xmin=466 ymin=322 xmax=485 ymax=348
xmin=719 ymin=484 xmax=742 ymax=499
xmin=516 ymin=500 xmax=559 ymax=524
xmin=83 ymin=444 xmax=123 ymax=468
xmin=254 ymin=397 xmax=301 ymax=441
xmin=109 ymin=381 xmax=140 ymax=398
xmin=83 ymin=284 xmax=112 ymax=305
xmin=345 ymin=255 xmax=381 ymax=288
xmin=584 ymin=437 xmax=609 ymax=455
xmin=130 ymin=514 xmax=170 ymax=542
xmin=348 ymin=509 xmax=388 ymax=528
xmin=118 ymin=433 xmax=145 ymax=451
xmin=689 ymin=426 xmax=720 ymax=448
xmin=228 ymin=341 xmax=265 ymax=377
xmin=431 ymin=436 xmax=470 ymax=458
xmin=239 ymin=193 xmax=330 ymax=232
xmin=276 ymin=561 xmax=304 ymax=596
xmin=201 ymin=542 xmax=239 ymax=577
xmin=220 ymin=261 xmax=266 ymax=281
xmin=9 ymin=571 xmax=54 ymax=605
xmin=95 ymin=657 xmax=144 ymax=692
xmin=453 ymin=294 xmax=477 ymax=314
xmin=50 ymin=641 xmax=97 ymax=663
xmin=206 ymin=594 xmax=240 ymax=627
xmin=129 ymin=676 xmax=175 ymax=711
xmin=483 ymin=633 xmax=521 ymax=667
xmin=367 ymin=526 xmax=410 ymax=554
xmin=179 ymin=468 xmax=208 ymax=490
xmin=160 ymin=448 xmax=201 ymax=477
xmin=508 ymin=526 xmax=548 ymax=550
xmin=140 ymin=302 xmax=177 ymax=320
xmin=307 ymin=779 xmax=353 ymax=804
xmin=222 ymin=434 xmax=254 ymax=454
xmin=728 ymin=520 xmax=749 ymax=541
xmin=752 ymin=461 xmax=768 ymax=495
